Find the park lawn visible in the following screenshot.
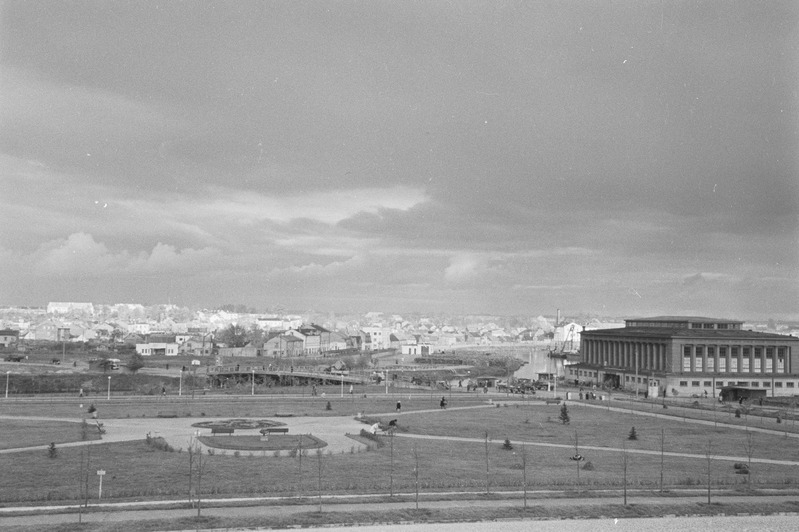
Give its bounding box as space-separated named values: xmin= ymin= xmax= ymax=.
xmin=0 ymin=419 xmax=101 ymax=449
xmin=0 ymin=391 xmax=485 ymax=421
xmin=380 ymin=403 xmax=799 ymax=464
xmin=0 ymin=427 xmax=794 ymax=505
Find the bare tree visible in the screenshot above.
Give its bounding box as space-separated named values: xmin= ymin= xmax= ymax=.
xmin=484 ymin=431 xmax=490 ymax=495
xmin=659 ymin=427 xmax=665 ymax=493
xmin=316 ymin=449 xmax=324 ymax=513
xmin=519 ymin=443 xmax=529 ymax=510
xmin=705 ymin=438 xmax=713 ymax=504
xmin=389 ymin=427 xmax=395 ymax=497
xmin=188 ymin=436 xmax=207 ymax=516
xmin=622 ymin=440 xmax=629 ymax=506
xmin=743 ymin=432 xmax=755 ymax=489
xmin=413 ymin=444 xmax=420 ymax=510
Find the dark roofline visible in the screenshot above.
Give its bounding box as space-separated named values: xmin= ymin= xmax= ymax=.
xmin=629 ymin=316 xmax=743 ymax=324
xmin=583 ymin=328 xmax=797 ymax=341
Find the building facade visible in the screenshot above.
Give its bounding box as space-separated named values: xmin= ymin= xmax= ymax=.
xmin=574 ymin=316 xmax=799 ymax=398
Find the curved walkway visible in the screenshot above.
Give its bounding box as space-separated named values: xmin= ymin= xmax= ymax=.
xmin=0 ymin=414 xmax=371 ymax=456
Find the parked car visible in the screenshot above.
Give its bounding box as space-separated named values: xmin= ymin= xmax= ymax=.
xmin=4 ymin=354 xmax=24 ymax=362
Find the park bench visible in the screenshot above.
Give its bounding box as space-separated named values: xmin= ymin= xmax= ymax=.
xmin=211 ymin=427 xmax=235 ymax=435
xmin=260 ymin=427 xmax=289 ymax=435
xmin=545 ymin=399 xmax=561 ymax=405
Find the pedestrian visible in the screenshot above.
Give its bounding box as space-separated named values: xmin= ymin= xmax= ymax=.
xmin=79 ymin=388 xmax=84 ymax=398
xmin=440 ymin=396 xmax=447 ymax=409
xmin=579 ymin=392 xmax=583 ymax=400
xmin=396 ymin=401 xmax=401 ymax=412
xmin=349 ymin=384 xmax=353 ymax=395
xmin=312 ymin=384 xmax=317 ymax=396
xmin=161 ymin=386 xmax=166 ymax=398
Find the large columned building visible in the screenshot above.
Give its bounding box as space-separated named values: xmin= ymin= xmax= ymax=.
xmin=570 ymin=317 xmax=799 ymax=398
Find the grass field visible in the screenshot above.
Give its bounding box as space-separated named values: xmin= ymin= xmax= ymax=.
xmin=0 ymin=419 xmax=102 ymax=449
xmin=1 ymin=394 xmax=798 ymax=505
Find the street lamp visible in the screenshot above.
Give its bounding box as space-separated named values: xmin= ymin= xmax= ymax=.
xmin=251 ymin=369 xmax=255 ymax=396
xmin=107 ymin=376 xmax=111 ymax=400
xmin=5 ymin=371 xmax=10 ymax=399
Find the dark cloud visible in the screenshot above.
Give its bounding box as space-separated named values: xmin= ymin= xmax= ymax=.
xmin=1 ymin=1 xmax=796 ymax=317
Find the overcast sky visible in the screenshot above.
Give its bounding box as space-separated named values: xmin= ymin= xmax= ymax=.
xmin=1 ymin=1 xmax=797 ymax=319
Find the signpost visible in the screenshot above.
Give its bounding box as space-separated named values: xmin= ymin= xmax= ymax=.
xmin=96 ymin=470 xmax=106 ymax=499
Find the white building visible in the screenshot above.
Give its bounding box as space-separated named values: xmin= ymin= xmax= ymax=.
xmin=47 ymin=302 xmax=95 ymax=315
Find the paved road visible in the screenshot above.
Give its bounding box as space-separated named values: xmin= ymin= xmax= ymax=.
xmin=1 ymin=493 xmax=797 ymax=528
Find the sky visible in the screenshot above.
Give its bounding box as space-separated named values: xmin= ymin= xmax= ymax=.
xmin=1 ymin=1 xmax=797 ymax=320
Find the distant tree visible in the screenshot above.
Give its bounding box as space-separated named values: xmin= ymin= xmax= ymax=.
xmin=127 ymin=353 xmax=146 ymax=374
xmin=214 ymin=324 xmax=249 ymax=348
xmin=559 ymin=403 xmax=570 ymax=425
xmin=98 ymin=359 xmax=114 ymax=373
xmin=110 ymin=329 xmax=123 ymax=344
xmin=628 ymin=426 xmax=638 ymax=440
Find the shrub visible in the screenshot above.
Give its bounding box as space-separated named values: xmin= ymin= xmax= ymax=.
xmin=502 ymin=438 xmax=513 ymax=450
xmin=628 ymin=426 xmax=638 ymax=440
xmin=48 ymin=442 xmax=58 ymax=459
xmin=735 ymin=409 xmax=741 ymax=418
xmin=559 ymin=403 xmax=570 ymax=425
xmin=326 ymin=401 xmax=332 ymax=411
xmin=582 ymin=461 xmax=595 ymax=471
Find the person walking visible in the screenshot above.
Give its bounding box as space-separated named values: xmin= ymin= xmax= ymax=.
xmin=396 ymin=401 xmax=402 ymax=412
xmin=440 ymin=396 xmax=447 ymax=409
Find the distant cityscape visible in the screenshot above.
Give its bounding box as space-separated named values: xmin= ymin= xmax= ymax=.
xmin=2 ymin=301 xmax=797 ymax=357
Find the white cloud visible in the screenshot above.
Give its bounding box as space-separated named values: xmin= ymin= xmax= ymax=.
xmin=444 ymin=254 xmax=486 ymax=284
xmin=30 ymin=232 xmax=218 ymax=276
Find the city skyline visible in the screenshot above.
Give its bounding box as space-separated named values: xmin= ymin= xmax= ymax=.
xmin=1 ymin=2 xmax=797 ymax=319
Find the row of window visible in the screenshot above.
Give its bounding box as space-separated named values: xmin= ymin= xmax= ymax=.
xmin=682 ymin=345 xmax=788 ymax=373
xmin=678 ymin=380 xmax=796 ymax=388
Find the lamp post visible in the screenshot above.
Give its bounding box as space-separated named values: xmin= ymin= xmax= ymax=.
xmin=179 ymin=369 xmax=183 ymax=396
xmin=107 ymin=376 xmax=111 ymax=400
xmin=5 ymin=371 xmax=10 ymax=399
xmin=251 ymin=369 xmax=255 ymax=396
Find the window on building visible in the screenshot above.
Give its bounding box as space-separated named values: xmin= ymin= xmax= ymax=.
xmin=765 ymin=356 xmax=773 ymax=372
xmin=679 ymin=381 xmax=688 ymax=386
xmin=753 ymin=356 xmax=761 ymax=372
xmin=717 ymin=323 xmax=728 ymax=329
xmin=775 ymin=382 xmax=783 ymax=388
xmin=683 ymin=356 xmax=691 ymax=372
xmin=695 ymin=346 xmax=704 ymax=368
xmin=743 ymin=347 xmax=751 ymax=357
xmin=742 ymin=358 xmax=750 ymax=372
xmin=703 ymin=381 xmax=712 ymax=387
xmin=787 ymin=382 xmax=795 ymax=388
xmin=692 ymin=381 xmax=700 ymax=386
xmin=719 ymin=357 xmax=726 ymax=372
xmin=751 ymin=382 xmax=759 ymax=387
xmin=777 ymin=356 xmax=785 ymax=373
xmin=691 ymin=323 xmax=703 ymax=329
xmin=731 ymin=357 xmax=738 ymax=372
xmin=683 ymin=345 xmax=692 ymax=357
xmin=762 ymin=381 xmax=770 ymax=387
xmin=707 ymin=356 xmax=714 ymax=372
xmin=715 ymin=382 xmax=724 ymax=387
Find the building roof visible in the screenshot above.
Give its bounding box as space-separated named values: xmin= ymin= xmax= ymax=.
xmin=633 ymin=316 xmax=742 ymax=324
xmin=582 ymin=327 xmax=797 ymax=341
